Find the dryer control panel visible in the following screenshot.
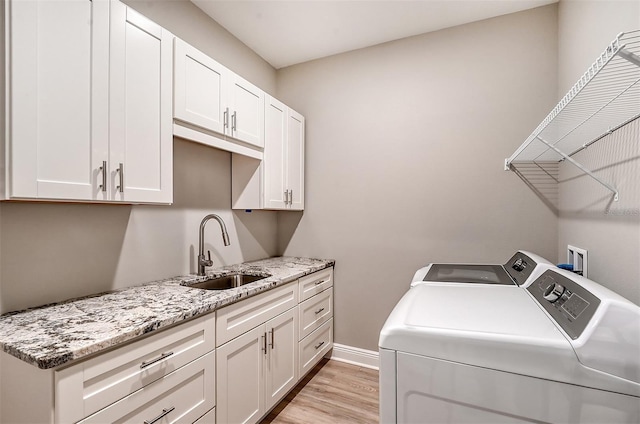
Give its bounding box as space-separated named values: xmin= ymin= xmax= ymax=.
xmin=527 ymin=270 xmax=600 ymax=339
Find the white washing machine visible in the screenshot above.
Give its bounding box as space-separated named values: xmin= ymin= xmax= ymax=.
xmin=379 ymin=267 xmax=640 ymax=423
xmin=410 ymin=251 xmax=553 ymax=287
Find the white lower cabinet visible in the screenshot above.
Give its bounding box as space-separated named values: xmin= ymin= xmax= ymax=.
xmin=265 ymin=308 xmax=299 ymax=410
xmin=0 ymin=313 xmax=216 ymax=424
xmin=0 ymin=268 xmax=334 ymax=424
xmin=79 ymin=350 xmax=215 ymax=423
xmin=216 ymin=307 xmax=298 ymax=424
xmin=298 ymin=269 xmax=334 ymax=378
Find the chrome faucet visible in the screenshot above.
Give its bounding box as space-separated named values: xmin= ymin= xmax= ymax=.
xmin=198 ymin=214 xmax=231 ymax=276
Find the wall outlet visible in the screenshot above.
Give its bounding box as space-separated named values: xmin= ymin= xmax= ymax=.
xmin=567 ymin=245 xmax=588 ymax=278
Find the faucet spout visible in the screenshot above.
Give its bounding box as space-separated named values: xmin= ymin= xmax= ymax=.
xmin=198 ymin=214 xmax=231 ymax=276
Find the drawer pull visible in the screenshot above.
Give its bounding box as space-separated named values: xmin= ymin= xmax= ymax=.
xmin=140 ymin=351 xmax=174 ymax=369
xmin=314 ymin=279 xmax=328 ymax=286
xmin=144 ymin=406 xmax=175 ymax=424
xmin=314 ymin=341 xmax=325 ymax=350
xmin=314 ymin=307 xmax=325 ymax=315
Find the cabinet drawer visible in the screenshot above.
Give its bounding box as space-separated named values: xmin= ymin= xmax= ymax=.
xmin=216 ymin=283 xmax=298 ymax=347
xmin=55 ymin=313 xmax=215 ymax=423
xmin=194 ymin=407 xmax=216 ymax=423
xmin=79 ymin=350 xmax=215 ymax=423
xmin=299 ymin=287 xmax=333 ymax=340
xmin=299 ymin=318 xmax=333 ymax=377
xmin=299 ymin=268 xmax=333 ymax=302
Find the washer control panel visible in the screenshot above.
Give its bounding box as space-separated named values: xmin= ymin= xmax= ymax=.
xmin=527 ymin=270 xmax=600 ymax=339
xmin=504 ymin=252 xmax=537 ymax=286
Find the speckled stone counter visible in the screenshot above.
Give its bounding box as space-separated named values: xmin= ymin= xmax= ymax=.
xmin=0 ymin=256 xmax=334 ymax=370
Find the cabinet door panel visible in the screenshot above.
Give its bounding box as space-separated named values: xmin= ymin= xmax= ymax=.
xmin=110 ymin=2 xmax=173 ymax=204
xmin=287 ymin=109 xmax=305 ymax=210
xmin=229 ymin=75 xmax=264 ymax=148
xmin=174 ymin=39 xmax=228 ymax=135
xmin=9 ymin=0 xmax=108 ymax=200
xmin=266 ymin=308 xmax=299 ymax=410
xmin=216 ymin=326 xmax=265 ymax=424
xmin=263 ymin=96 xmax=287 ymax=209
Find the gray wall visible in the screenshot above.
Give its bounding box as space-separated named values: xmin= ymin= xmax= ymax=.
xmin=276 ymin=5 xmax=560 ymax=351
xmin=556 ymin=0 xmax=640 ymax=305
xmin=0 ymin=0 xmax=278 ymax=313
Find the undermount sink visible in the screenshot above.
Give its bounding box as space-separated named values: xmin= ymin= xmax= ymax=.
xmin=187 ymin=273 xmax=269 ymax=290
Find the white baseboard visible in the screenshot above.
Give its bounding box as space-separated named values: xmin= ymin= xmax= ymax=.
xmin=328 ymin=343 xmax=379 ymax=370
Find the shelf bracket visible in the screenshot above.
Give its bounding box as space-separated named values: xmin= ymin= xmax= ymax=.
xmin=535 ymin=136 xmax=619 ymax=201
xmin=619 ymin=48 xmax=640 ymax=67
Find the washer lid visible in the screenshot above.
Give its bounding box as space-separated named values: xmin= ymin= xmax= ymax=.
xmin=422 ymin=264 xmax=515 ymax=285
xmin=380 ymin=284 xmax=576 ymax=383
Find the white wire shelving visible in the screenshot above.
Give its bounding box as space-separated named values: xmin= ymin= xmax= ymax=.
xmin=505 ymin=29 xmax=640 ymax=201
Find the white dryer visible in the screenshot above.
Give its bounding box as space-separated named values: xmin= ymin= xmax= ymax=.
xmin=379 ymin=268 xmax=640 ymax=423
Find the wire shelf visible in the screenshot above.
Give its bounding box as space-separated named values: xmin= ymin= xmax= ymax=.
xmin=505 ymin=30 xmax=640 ymax=201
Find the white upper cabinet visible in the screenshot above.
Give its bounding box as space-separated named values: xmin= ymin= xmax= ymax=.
xmin=174 ymin=39 xmax=227 ymax=135
xmin=6 ymin=0 xmax=109 ymax=201
xmin=286 ymin=108 xmax=305 ymax=210
xmin=263 ymin=97 xmax=288 ymax=209
xmin=232 ymin=95 xmax=305 ymax=210
xmin=3 ymin=0 xmax=173 ymax=204
xmin=173 ymin=38 xmax=265 ymax=157
xmin=228 ymin=74 xmax=265 ymax=148
xmin=109 ymin=2 xmax=173 ymax=204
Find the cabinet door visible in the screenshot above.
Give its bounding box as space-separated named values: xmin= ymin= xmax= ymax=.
xmin=216 ymin=326 xmax=265 ymax=424
xmin=265 ymin=308 xmax=299 ymax=411
xmin=287 ymin=108 xmax=305 ymax=210
xmin=229 ymin=75 xmax=265 ymax=148
xmin=174 ymin=39 xmax=229 ymax=135
xmin=110 ymin=1 xmax=173 ymax=204
xmin=263 ymin=96 xmax=288 ymax=209
xmin=8 ymin=0 xmax=109 ymax=200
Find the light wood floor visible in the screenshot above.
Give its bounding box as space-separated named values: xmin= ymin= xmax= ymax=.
xmin=262 ymin=359 xmax=379 ymax=424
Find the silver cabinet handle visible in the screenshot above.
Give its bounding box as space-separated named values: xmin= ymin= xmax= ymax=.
xmin=314 ymin=279 xmax=327 ymax=286
xmin=314 ymin=307 xmax=325 ymax=315
xmin=262 ymin=333 xmax=267 ymax=354
xmin=99 ymin=161 xmax=107 ymax=192
xmin=232 ymin=110 xmax=237 ymax=132
xmin=140 ymin=351 xmax=174 ymax=369
xmin=269 ymin=328 xmax=274 ymax=349
xmin=224 ymin=107 xmax=229 ymax=130
xmin=314 ymin=341 xmax=325 ymax=350
xmin=144 ymin=407 xmax=175 ymax=424
xmin=289 ymin=189 xmax=293 ymax=205
xmin=284 ymin=190 xmax=288 ymax=204
xmin=116 ymin=162 xmax=124 ymax=193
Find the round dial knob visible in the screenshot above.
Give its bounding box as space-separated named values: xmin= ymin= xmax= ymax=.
xmin=512 ymin=258 xmax=525 ymax=272
xmin=543 ymin=283 xmax=565 ymax=303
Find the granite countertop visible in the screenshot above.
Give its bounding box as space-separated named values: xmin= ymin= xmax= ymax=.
xmin=0 ymin=256 xmax=334 ymax=370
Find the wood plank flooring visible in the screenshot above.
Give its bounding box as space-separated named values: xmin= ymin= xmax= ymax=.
xmin=262 ymin=359 xmax=379 ymax=424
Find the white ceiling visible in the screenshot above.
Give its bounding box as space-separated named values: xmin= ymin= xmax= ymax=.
xmin=191 ymin=0 xmax=557 ymax=69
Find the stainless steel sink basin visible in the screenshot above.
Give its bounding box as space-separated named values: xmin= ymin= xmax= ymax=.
xmin=187 ymin=273 xmax=269 ymax=290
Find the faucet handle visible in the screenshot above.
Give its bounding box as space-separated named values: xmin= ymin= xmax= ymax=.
xmin=205 ymin=250 xmax=213 ymax=267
